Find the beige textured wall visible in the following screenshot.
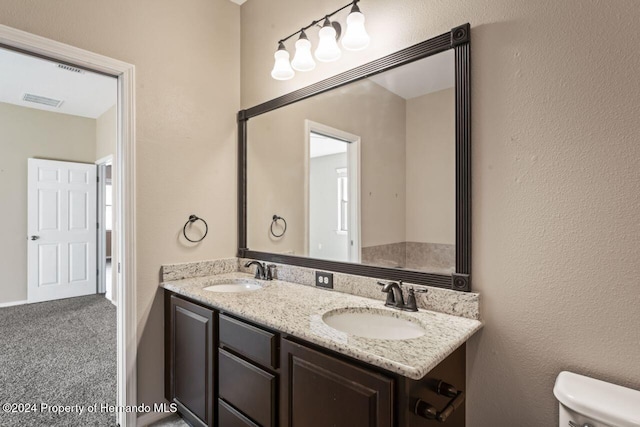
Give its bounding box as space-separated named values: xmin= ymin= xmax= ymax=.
xmin=405 ymin=88 xmax=455 ymax=245
xmin=0 ymin=102 xmax=96 ymax=304
xmin=247 ymin=79 xmax=406 ymax=253
xmin=96 ymin=105 xmax=116 ymax=161
xmin=0 ymin=0 xmax=240 ymax=407
xmin=242 ymin=1 xmax=640 ymax=426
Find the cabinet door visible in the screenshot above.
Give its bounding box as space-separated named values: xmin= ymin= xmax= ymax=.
xmin=281 ymin=338 xmax=393 ymax=427
xmin=168 ymin=295 xmax=215 ymax=427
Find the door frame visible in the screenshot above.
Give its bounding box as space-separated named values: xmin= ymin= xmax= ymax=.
xmin=0 ymin=25 xmax=137 ymax=427
xmin=96 ymin=155 xmax=113 ymax=302
xmin=304 ymin=120 xmax=361 ymax=263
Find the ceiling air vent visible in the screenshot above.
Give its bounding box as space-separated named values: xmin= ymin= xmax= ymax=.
xmin=57 ymin=63 xmax=85 ymax=74
xmin=22 ymin=93 xmax=64 ymax=108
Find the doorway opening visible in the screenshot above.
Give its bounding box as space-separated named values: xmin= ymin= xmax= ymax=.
xmin=305 ymin=120 xmax=361 ymax=263
xmin=1 ymin=43 xmax=118 ymax=425
xmin=0 ymin=23 xmax=136 ymax=427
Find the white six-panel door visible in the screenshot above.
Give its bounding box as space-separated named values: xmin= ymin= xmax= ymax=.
xmin=28 ymin=158 xmax=97 ymax=303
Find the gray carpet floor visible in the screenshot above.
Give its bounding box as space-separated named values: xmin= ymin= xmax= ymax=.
xmin=0 ymin=295 xmax=117 ymax=427
xmin=149 ymin=414 xmax=189 ymax=426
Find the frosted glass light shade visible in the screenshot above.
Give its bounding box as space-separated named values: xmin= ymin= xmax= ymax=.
xmin=342 ymin=11 xmax=370 ymax=51
xmin=292 ymin=37 xmax=316 ymax=71
xmin=271 ymin=47 xmax=295 ymax=80
xmin=315 ymin=23 xmax=341 ymax=62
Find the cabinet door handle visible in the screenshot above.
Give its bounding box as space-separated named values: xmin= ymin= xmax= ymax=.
xmin=414 ymin=391 xmax=465 ymax=422
xmin=30 ymin=235 xmax=40 ymax=241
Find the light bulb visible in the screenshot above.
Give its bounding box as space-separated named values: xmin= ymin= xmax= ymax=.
xmin=314 ymin=19 xmax=341 ymax=62
xmin=270 ymin=43 xmax=295 ymax=81
xmin=291 ymin=31 xmax=316 ymax=72
xmin=342 ymin=4 xmax=370 ymax=51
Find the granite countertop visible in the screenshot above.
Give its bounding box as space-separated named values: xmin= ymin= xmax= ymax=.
xmin=161 ymin=272 xmax=482 ymax=380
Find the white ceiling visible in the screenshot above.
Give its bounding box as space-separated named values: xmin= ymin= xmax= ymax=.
xmin=368 ymin=49 xmax=455 ymax=99
xmin=310 ymin=132 xmax=348 ymax=158
xmin=0 ymin=47 xmax=117 ymax=119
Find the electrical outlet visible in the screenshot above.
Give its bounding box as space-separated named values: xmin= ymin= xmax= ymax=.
xmin=315 ymin=271 xmax=333 ymax=289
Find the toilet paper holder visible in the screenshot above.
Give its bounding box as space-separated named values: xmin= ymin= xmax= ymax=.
xmin=414 ymin=380 xmax=465 ymax=422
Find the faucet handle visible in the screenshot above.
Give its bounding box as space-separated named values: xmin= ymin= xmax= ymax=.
xmin=266 ymin=264 xmax=276 ymax=280
xmin=404 ymin=286 xmax=428 ymax=312
xmin=404 ymin=287 xmax=419 ymax=312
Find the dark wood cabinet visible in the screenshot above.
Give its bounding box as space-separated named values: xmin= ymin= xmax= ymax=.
xmin=219 ymin=313 xmax=278 ymax=369
xmin=397 ymin=345 xmax=466 ymax=427
xmin=219 ymin=399 xmax=261 ymax=427
xmin=219 ymin=348 xmax=277 ymax=427
xmin=165 ymin=291 xmax=466 ymax=427
xmin=166 ymin=295 xmax=215 ymax=427
xmin=280 ymin=338 xmax=394 ymax=427
xmin=218 ymin=313 xmax=279 ymax=427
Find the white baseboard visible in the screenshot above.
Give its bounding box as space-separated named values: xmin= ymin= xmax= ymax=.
xmin=0 ymin=300 xmax=28 ymax=308
xmin=137 ymin=411 xmax=173 ymax=427
xmin=105 ymin=293 xmax=117 ymax=307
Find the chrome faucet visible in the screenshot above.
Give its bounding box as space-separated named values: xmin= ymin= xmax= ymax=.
xmin=244 ymin=261 xmax=275 ymax=280
xmin=378 ymin=281 xmax=428 ymax=312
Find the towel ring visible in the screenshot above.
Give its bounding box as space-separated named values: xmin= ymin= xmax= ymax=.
xmin=270 ymin=215 xmax=287 ymax=238
xmin=183 ymin=214 xmax=208 ymax=243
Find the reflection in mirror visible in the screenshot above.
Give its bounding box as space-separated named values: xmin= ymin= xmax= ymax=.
xmin=247 ymin=49 xmax=455 ymax=275
xmin=308 ymin=127 xmax=359 ymax=263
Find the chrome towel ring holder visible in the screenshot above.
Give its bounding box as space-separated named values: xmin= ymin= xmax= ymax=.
xmin=183 ymin=214 xmax=208 ymax=243
xmin=270 ymin=214 xmax=287 ymax=238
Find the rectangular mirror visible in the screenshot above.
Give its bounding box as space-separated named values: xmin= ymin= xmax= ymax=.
xmin=238 ymin=24 xmax=471 ymax=291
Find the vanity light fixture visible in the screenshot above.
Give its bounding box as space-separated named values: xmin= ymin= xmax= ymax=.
xmin=341 ymin=3 xmax=370 ymax=51
xmin=291 ymin=30 xmax=316 ymax=72
xmin=270 ymin=0 xmax=370 ymax=81
xmin=270 ymin=42 xmax=295 ymax=81
xmin=315 ymin=18 xmax=342 ymax=62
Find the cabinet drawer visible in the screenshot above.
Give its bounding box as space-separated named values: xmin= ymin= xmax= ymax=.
xmin=218 ymin=399 xmax=260 ymax=427
xmin=219 ymin=313 xmax=278 ymax=369
xmin=219 ymin=349 xmax=276 ymax=427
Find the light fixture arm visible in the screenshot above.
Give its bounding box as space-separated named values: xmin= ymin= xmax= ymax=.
xmin=276 ymin=0 xmax=359 ymax=45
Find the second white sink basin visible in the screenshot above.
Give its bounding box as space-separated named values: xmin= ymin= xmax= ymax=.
xmin=203 ymin=278 xmax=262 ymax=293
xmin=322 ymin=308 xmax=426 ymax=340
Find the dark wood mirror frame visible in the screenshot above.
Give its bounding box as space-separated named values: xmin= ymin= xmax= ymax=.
xmin=237 ymin=23 xmax=471 ymax=291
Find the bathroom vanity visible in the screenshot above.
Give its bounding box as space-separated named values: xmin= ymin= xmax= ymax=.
xmin=162 ymin=271 xmax=481 ymax=427
xmin=162 ymin=22 xmax=477 ymax=427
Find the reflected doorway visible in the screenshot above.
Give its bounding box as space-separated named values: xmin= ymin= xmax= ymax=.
xmin=305 ymin=121 xmax=360 ymax=263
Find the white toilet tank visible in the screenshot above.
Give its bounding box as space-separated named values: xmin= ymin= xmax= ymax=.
xmin=554 ymin=371 xmax=640 ymax=427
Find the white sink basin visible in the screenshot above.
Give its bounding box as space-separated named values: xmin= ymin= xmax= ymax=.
xmin=322 ymin=308 xmax=426 ymax=340
xmin=203 ymin=279 xmax=262 ymax=293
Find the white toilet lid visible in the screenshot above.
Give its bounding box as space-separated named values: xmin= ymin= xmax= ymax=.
xmin=554 ymin=371 xmax=640 ymax=427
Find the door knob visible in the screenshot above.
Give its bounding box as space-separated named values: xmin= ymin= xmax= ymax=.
xmin=30 ymin=235 xmax=40 ymax=241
